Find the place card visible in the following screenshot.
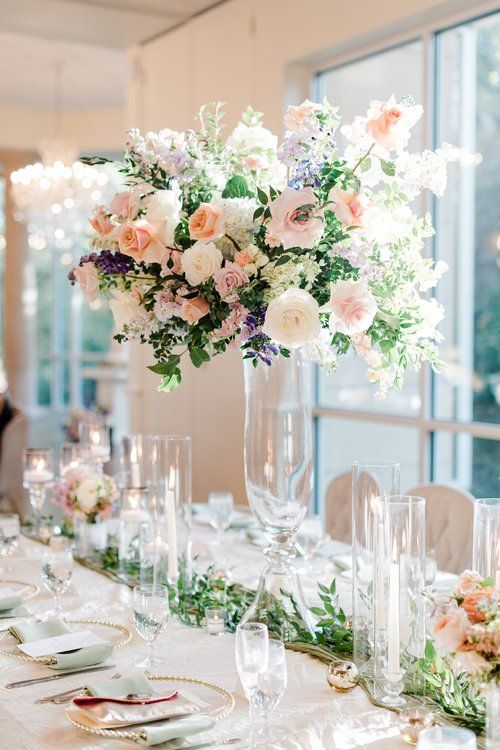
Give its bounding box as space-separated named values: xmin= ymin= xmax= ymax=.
xmin=17 ymin=630 xmax=106 ymax=657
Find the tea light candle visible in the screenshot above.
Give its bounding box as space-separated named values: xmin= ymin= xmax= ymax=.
xmin=416 ymin=726 xmax=477 ymax=749
xmin=91 ymin=444 xmax=109 ymax=459
xmin=398 ymin=707 xmax=435 ymax=745
xmin=24 ymin=469 xmax=54 ymax=484
xmin=205 ymin=606 xmax=226 ymax=636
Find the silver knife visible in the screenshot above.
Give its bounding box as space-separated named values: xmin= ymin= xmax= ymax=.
xmin=5 ymin=664 xmax=116 ymax=689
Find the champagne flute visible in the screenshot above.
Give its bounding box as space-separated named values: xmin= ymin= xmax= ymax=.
xmin=208 ymin=492 xmax=234 ymax=542
xmin=41 ymin=537 xmax=73 ymax=617
xmin=133 ymin=584 xmax=169 ymax=668
xmin=235 ymin=622 xmax=269 ymax=747
xmin=254 ymin=639 xmax=287 ymax=740
xmin=0 ymin=514 xmax=20 ymax=575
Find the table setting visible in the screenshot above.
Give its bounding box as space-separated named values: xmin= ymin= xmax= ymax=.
xmin=1 ymin=95 xmax=499 ymax=749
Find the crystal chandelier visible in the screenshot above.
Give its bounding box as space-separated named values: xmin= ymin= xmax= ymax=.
xmin=10 ymin=62 xmax=111 ymax=251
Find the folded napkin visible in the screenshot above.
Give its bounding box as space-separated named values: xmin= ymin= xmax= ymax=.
xmin=0 ymin=595 xmax=22 ymax=613
xmin=86 ymin=673 xmax=156 ymax=699
xmin=137 ymin=715 xmax=216 ymax=747
xmin=9 ymin=619 xmax=113 ymax=670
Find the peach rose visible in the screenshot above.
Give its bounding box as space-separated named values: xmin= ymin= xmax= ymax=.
xmin=366 ymin=106 xmax=402 ymax=150
xmin=213 ymin=262 xmax=249 ymax=301
xmin=266 ymin=187 xmax=324 ymax=250
xmin=320 ymin=279 xmax=377 ymax=336
xmin=161 ymin=249 xmax=183 ymax=277
xmin=73 ymin=262 xmax=100 ymax=302
xmin=454 ymin=648 xmax=492 ymax=676
xmin=461 ymin=588 xmax=497 ymax=623
xmin=329 ymin=188 xmax=364 ymax=228
xmin=90 ymin=206 xmax=114 ymax=236
xmin=235 ymin=249 xmax=253 ymax=268
xmin=283 ymin=100 xmax=320 ymax=131
xmin=188 ymin=201 xmax=225 ymax=241
xmin=110 ymin=191 xmax=140 ymax=220
xmin=118 ymin=220 xmax=168 ymax=264
xmin=433 ymin=608 xmax=469 ymax=654
xmin=179 ymin=296 xmax=210 ymax=325
xmin=244 ymin=154 xmax=267 ymax=170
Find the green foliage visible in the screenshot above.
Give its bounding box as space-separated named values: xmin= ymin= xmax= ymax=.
xmin=221 ymin=174 xmax=254 ymax=199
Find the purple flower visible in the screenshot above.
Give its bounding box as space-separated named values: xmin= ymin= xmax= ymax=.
xmin=69 ymin=250 xmax=134 ymax=284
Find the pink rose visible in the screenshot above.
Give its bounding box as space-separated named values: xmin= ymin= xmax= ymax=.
xmin=188 ymin=201 xmax=225 ymax=241
xmin=161 ymin=249 xmax=183 ymax=276
xmin=73 ymin=262 xmax=100 ymax=302
xmin=118 ymin=220 xmax=168 ymax=264
xmin=178 ymin=295 xmax=210 ymax=325
xmin=213 ymin=261 xmax=249 ymax=301
xmin=320 ymin=279 xmax=377 ymax=336
xmin=433 ymin=608 xmax=469 ymax=654
xmin=329 ymin=188 xmax=364 ymax=228
xmin=266 ymin=187 xmax=323 ymax=250
xmin=90 ymin=206 xmax=114 ymax=236
xmin=366 ymin=106 xmax=402 ymax=150
xmin=283 ymin=100 xmax=320 ymax=131
xmin=110 ymin=191 xmax=140 ymax=220
xmin=455 ymin=570 xmax=483 ymax=598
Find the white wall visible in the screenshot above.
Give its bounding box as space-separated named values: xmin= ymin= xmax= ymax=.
xmin=127 ymin=0 xmax=492 ymax=503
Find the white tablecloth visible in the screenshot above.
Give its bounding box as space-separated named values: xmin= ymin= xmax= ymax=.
xmin=0 ymin=525 xmax=405 ymax=749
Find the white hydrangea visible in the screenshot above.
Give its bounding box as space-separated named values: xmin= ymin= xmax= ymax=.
xmin=302 ymin=329 xmax=338 ymax=374
xmin=261 ymin=256 xmax=321 ymax=302
xmin=216 ymin=197 xmax=258 ymax=257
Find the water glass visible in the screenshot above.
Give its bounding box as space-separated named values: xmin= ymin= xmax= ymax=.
xmin=41 ymin=537 xmax=73 ymax=616
xmin=208 ymin=492 xmax=234 ymax=540
xmin=416 ymin=726 xmax=477 ymax=749
xmin=254 ymin=639 xmax=287 ymax=738
xmin=0 ymin=514 xmax=20 ymax=571
xmin=235 ymin=622 xmax=269 ymax=747
xmin=132 ymin=583 xmax=169 ymax=668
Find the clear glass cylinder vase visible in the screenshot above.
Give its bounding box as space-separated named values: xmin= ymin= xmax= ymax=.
xmin=242 ymin=350 xmax=315 ymax=636
xmin=373 ymin=495 xmax=426 ymax=707
xmin=75 ymin=518 xmax=107 ymax=558
xmin=471 ymin=498 xmax=500 ymax=584
xmin=352 ymin=461 xmax=400 ymax=671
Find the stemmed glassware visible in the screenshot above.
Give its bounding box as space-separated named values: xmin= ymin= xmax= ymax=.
xmin=208 ymin=492 xmax=234 ymax=542
xmin=235 ymin=622 xmax=269 ymax=747
xmin=296 ymin=515 xmax=325 ymax=572
xmin=23 ymin=448 xmax=55 ymax=538
xmin=41 ymin=536 xmax=73 ymax=617
xmin=132 ymin=583 xmax=170 ymax=668
xmin=254 ymin=639 xmax=287 ymax=741
xmin=59 ymin=442 xmax=92 ymax=476
xmin=0 ymin=514 xmax=20 ymax=575
xmin=78 ymin=421 xmax=111 ymax=470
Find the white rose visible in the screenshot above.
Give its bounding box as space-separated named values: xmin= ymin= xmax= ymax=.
xmin=145 ymin=183 xmax=182 ymax=246
xmin=263 ymin=288 xmax=322 ymax=347
xmin=181 ymin=241 xmax=223 ymax=286
xmin=109 ymin=288 xmax=142 ymax=332
xmin=75 ymin=478 xmax=101 ymax=513
xmin=227 ymin=123 xmax=278 ymax=153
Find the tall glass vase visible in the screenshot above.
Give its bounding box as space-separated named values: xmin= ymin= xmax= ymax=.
xmin=471 ymin=498 xmax=499 ymax=584
xmin=242 ymin=350 xmax=315 ymax=636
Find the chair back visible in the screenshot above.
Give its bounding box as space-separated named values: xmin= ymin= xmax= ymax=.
xmin=406 ymin=483 xmax=474 ymax=574
xmin=0 ymin=407 xmax=29 ymax=516
xmin=324 ymin=471 xmax=352 ymax=544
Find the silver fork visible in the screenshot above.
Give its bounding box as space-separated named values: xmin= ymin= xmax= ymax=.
xmin=35 ymin=672 xmax=121 ymax=704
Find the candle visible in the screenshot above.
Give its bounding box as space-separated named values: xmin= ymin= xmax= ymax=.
xmin=24 ymin=469 xmax=54 ymax=484
xmin=205 ymin=606 xmax=226 ymax=636
xmin=387 ymin=540 xmax=400 ymax=678
xmin=376 ymin=507 xmax=386 ymax=630
xmin=91 ymin=444 xmax=108 ymax=459
xmin=131 ymin=463 xmax=141 ymax=487
xmin=166 ymin=490 xmax=178 ymax=580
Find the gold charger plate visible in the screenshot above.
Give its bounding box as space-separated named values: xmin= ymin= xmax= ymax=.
xmin=0 ymin=618 xmax=131 ymax=664
xmin=0 ymin=578 xmax=39 ymax=600
xmin=65 ymin=675 xmax=235 ymax=741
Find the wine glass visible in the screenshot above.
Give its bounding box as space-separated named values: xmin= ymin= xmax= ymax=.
xmin=41 ymin=537 xmax=73 ymax=617
xmin=254 ymin=639 xmax=287 ymax=740
xmin=208 ymin=492 xmax=234 ymax=541
xmin=0 ymin=514 xmax=20 ymax=575
xmin=132 ymin=583 xmax=170 ymax=668
xmin=235 ymin=622 xmax=269 ymax=747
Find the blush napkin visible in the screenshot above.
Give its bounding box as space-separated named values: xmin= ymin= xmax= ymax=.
xmin=9 ymin=619 xmax=113 ymax=670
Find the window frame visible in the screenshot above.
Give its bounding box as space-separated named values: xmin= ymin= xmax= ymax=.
xmin=311 ymin=3 xmax=500 ymax=494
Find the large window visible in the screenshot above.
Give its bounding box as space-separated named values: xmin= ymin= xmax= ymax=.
xmin=315 ymin=11 xmax=500 ymax=509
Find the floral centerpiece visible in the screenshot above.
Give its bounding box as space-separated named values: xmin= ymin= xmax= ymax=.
xmin=71 ymin=97 xmax=456 ymax=396
xmin=429 ymin=570 xmax=499 ymax=682
xmin=52 ymin=466 xmax=118 ymax=523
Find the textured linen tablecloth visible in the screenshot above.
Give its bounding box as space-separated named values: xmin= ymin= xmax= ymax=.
xmin=0 ymin=525 xmax=405 ymax=750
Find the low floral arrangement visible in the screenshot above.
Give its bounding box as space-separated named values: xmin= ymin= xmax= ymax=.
xmin=52 ymin=467 xmax=118 ymax=524
xmin=71 ymin=97 xmax=456 ymax=396
xmin=429 ymin=570 xmax=499 ymax=682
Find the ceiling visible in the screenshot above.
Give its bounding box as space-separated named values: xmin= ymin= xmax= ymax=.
xmin=0 ymin=0 xmax=225 ymax=110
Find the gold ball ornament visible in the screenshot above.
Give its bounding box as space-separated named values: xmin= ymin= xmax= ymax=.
xmin=326 ymin=660 xmax=359 ymax=692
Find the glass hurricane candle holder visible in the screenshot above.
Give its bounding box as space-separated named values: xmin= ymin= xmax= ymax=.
xmin=119 ymin=487 xmax=151 ymax=573
xmin=119 ymin=434 xmax=155 ymax=491
xmin=78 ymin=420 xmax=111 ymax=467
xmin=373 ymin=495 xmax=426 ymax=707
xmin=471 ymin=498 xmax=500 ymax=585
xmin=139 ymin=518 xmax=169 ymax=586
xmin=59 ymin=442 xmax=92 ymax=476
xmin=416 ymin=726 xmax=477 ymax=749
xmin=398 ymin=707 xmax=435 ymax=745
xmin=23 ymin=448 xmax=55 ymax=537
xmin=352 ymin=461 xmax=400 ymax=670
xmin=205 ymin=606 xmax=226 ymax=636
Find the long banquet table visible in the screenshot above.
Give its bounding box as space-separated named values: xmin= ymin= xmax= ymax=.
xmin=0 ymin=520 xmax=407 ymax=749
